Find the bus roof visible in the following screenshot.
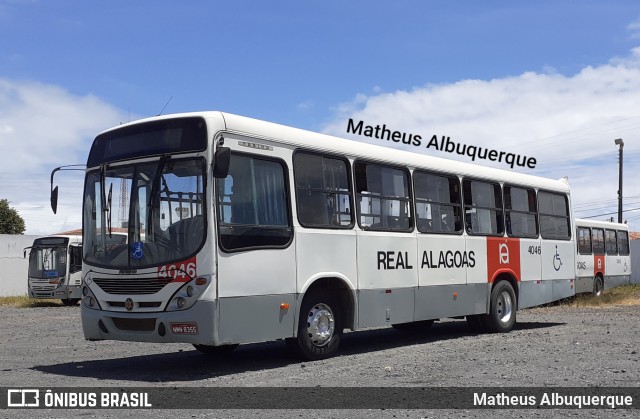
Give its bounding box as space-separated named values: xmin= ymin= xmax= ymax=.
xmin=575 ymin=218 xmax=629 ymax=231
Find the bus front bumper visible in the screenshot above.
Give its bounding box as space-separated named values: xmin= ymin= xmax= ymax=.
xmin=81 ymin=299 xmax=218 ymax=345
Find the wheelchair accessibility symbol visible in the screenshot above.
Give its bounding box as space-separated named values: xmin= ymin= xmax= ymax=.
xmin=132 ymin=242 xmax=144 ymax=260
xmin=553 ymin=245 xmax=562 ymax=271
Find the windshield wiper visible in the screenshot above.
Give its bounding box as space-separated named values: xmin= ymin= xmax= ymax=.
xmin=147 ymin=155 xmax=171 ymax=237
xmin=107 ymin=183 xmax=113 ymax=237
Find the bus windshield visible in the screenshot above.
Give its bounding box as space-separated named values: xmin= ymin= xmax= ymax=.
xmin=28 ymin=245 xmax=68 ymax=278
xmin=83 ymin=157 xmax=206 ymax=268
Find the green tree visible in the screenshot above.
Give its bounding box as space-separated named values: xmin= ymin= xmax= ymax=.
xmin=0 ymin=199 xmax=26 ymax=234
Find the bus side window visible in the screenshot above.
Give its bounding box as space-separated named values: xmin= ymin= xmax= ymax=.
xmin=592 ymin=228 xmax=605 ymax=255
xmin=293 ymin=152 xmax=353 ymax=228
xmin=463 ymin=179 xmax=503 ymax=236
xmin=617 ymin=230 xmax=630 ymax=255
xmin=504 ymin=186 xmax=538 ymax=238
xmin=538 ymin=191 xmax=571 ymax=240
xmin=577 ymin=227 xmax=592 ymax=254
xmin=354 ymin=161 xmax=412 ymax=232
xmin=69 ymin=245 xmax=82 ymax=274
xmin=605 ymin=229 xmax=618 ymax=255
xmin=414 ymin=171 xmax=462 ymax=234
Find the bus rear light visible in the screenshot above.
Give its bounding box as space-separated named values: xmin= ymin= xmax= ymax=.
xmin=195 ymin=277 xmax=207 ymax=286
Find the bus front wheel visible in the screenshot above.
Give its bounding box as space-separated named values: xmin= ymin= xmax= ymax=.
xmin=289 ymin=290 xmax=343 ymax=361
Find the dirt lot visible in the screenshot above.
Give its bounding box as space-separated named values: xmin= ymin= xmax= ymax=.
xmin=0 ymin=303 xmax=638 ymax=418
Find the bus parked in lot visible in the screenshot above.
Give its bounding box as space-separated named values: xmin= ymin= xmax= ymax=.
xmin=575 ymin=218 xmax=631 ymax=295
xmin=25 ymin=233 xmax=129 ymax=305
xmin=25 ymin=235 xmax=83 ymax=305
xmin=51 ymin=111 xmax=577 ymax=359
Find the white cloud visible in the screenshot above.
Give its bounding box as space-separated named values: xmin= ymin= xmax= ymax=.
xmin=322 ymin=48 xmax=640 ymax=230
xmin=0 ymin=78 xmax=129 ymax=235
xmin=627 ymin=17 xmax=640 ymax=39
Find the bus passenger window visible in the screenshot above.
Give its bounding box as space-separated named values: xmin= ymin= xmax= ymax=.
xmin=538 ymin=191 xmax=570 ymax=240
xmin=354 ymin=162 xmax=412 ymax=232
xmin=618 ymin=230 xmax=630 ymax=255
xmin=216 ymin=154 xmax=292 ymax=251
xmin=605 ymin=229 xmax=618 ymax=255
xmin=504 ymin=186 xmax=538 ymax=238
xmin=414 ymin=171 xmax=462 ymax=234
xmin=577 ymin=227 xmax=592 ymax=254
xmin=293 ymin=152 xmax=353 ymax=228
xmin=592 ymin=228 xmax=605 ymax=255
xmin=463 ymin=179 xmax=503 ymax=236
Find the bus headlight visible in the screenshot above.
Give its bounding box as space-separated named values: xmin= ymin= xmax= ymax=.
xmin=166 ymin=276 xmax=209 ymax=312
xmin=177 ymin=297 xmax=187 ymax=309
xmin=82 ymin=285 xmax=102 ymax=310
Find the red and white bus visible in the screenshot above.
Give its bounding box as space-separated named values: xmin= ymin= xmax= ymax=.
xmin=52 ymin=111 xmax=576 ymax=360
xmin=575 ymin=218 xmax=631 ymax=295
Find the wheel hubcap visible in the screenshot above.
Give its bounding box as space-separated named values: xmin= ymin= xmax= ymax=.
xmin=306 ymin=303 xmax=335 ymax=347
xmin=496 ymin=291 xmax=513 ymax=324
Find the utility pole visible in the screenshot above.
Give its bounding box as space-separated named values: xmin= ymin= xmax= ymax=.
xmin=615 ymin=138 xmax=624 ymax=223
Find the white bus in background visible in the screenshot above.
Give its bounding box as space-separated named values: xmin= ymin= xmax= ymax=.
xmin=575 ymin=218 xmax=631 ymax=295
xmin=25 ymin=232 xmax=129 ymax=305
xmin=51 ymin=111 xmax=577 ymax=360
xmin=25 ymin=235 xmax=83 ymax=305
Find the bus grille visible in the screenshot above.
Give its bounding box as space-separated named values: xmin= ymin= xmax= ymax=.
xmin=92 ymin=277 xmax=169 ymax=295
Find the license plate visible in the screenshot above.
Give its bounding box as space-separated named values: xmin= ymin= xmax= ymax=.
xmin=170 ymin=322 xmax=198 ymax=335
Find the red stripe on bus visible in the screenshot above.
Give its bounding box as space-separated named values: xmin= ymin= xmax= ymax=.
xmin=486 ymin=237 xmax=521 ymax=283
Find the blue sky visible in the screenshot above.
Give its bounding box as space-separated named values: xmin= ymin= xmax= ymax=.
xmin=2 ymin=1 xmax=640 ymax=233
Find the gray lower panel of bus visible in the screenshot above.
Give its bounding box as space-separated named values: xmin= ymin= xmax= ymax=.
xmin=518 ymin=279 xmax=574 ymax=309
xmin=218 ymin=294 xmax=297 ymax=345
xmin=575 ymin=275 xmax=630 ymax=294
xmin=604 ymin=275 xmax=631 ymax=291
xmin=357 ymin=284 xmax=488 ymax=329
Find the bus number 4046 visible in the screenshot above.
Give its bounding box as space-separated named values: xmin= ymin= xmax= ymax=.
xmin=158 ymin=261 xmax=197 ymax=281
xmin=528 ymin=246 xmax=541 ymax=255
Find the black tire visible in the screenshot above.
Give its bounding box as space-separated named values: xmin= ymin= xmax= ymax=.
xmin=483 ymin=281 xmax=517 ymax=333
xmin=290 ymin=290 xmax=343 ymax=361
xmin=192 ymin=344 xmax=239 ymax=355
xmin=466 ymin=315 xmax=486 ymax=333
xmin=61 ymin=299 xmax=80 ymax=306
xmin=392 ymin=320 xmax=434 ymax=332
xmin=593 ymin=276 xmax=604 ymax=297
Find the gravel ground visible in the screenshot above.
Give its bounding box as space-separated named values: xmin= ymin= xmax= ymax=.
xmin=0 ymin=303 xmax=638 ymax=418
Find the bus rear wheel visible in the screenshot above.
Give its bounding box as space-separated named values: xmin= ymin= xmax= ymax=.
xmin=593 ymin=276 xmax=604 ymax=297
xmin=484 ymin=281 xmax=517 ymax=333
xmin=289 ymin=290 xmax=343 ymax=361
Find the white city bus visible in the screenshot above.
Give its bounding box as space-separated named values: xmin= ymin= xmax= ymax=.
xmin=52 ymin=111 xmax=576 ymax=360
xmin=25 ymin=235 xmax=83 ymax=305
xmin=25 ymin=232 xmax=129 ymax=305
xmin=575 ymin=218 xmax=631 ymax=295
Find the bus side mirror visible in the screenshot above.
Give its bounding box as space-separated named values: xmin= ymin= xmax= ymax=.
xmin=213 ymin=147 xmax=231 ymax=178
xmin=51 ymin=186 xmax=59 ymax=214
